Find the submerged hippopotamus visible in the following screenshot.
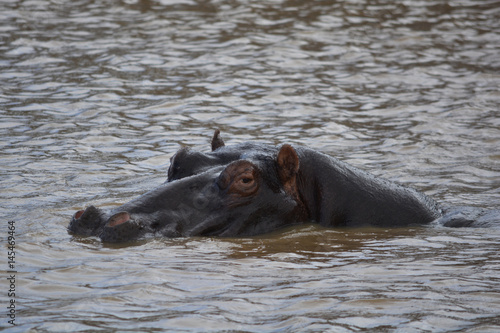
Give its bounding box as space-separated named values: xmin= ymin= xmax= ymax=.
xmin=69 ymin=130 xmax=498 ymax=242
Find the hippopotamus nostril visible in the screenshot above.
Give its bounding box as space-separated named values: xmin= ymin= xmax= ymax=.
xmin=74 ymin=210 xmax=84 ymax=220
xmin=76 ymin=205 xmax=102 ymax=222
xmin=107 ymin=212 xmax=131 ymax=227
xmin=69 ymin=205 xmax=107 ymax=237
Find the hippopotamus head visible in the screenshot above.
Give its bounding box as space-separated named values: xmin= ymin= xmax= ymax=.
xmin=70 ymin=130 xmax=447 ymax=243
xmin=69 ymin=131 xmax=308 ymax=242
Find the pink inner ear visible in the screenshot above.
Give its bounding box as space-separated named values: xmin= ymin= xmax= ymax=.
xmin=107 ymin=212 xmax=130 ymax=227
xmin=277 ymin=144 xmax=299 ymax=181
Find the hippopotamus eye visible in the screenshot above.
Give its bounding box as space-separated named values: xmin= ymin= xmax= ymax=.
xmin=236 ymin=173 xmax=254 ymax=187
xmin=217 ymin=160 xmax=259 ymax=197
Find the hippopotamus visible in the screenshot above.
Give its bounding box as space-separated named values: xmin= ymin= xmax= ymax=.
xmin=69 ymin=130 xmax=499 ymax=242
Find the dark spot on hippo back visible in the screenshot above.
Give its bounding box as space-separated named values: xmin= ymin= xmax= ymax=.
xmin=436 ymin=206 xmax=500 ymax=228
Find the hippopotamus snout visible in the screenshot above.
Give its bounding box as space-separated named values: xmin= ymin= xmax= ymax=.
xmin=69 ymin=205 xmax=107 ymax=236
xmin=100 ymin=212 xmax=149 ymax=243
xmin=70 ymin=206 xmax=148 ymax=242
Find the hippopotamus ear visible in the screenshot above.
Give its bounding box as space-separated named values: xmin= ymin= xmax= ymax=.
xmin=277 ymin=144 xmax=300 ymax=197
xmin=211 ymin=129 xmax=225 ymax=151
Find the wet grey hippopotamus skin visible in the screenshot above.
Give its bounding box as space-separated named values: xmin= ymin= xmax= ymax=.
xmin=69 ymin=130 xmax=499 ymax=242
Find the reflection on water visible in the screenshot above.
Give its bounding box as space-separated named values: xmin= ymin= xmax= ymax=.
xmin=1 ymin=0 xmax=499 ymax=331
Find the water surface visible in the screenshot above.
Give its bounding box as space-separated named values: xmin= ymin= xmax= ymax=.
xmin=1 ymin=0 xmax=499 ymax=331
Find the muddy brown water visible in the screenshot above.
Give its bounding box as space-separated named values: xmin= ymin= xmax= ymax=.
xmin=1 ymin=0 xmax=499 ymax=332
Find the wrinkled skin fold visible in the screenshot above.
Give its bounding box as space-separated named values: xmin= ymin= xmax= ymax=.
xmin=69 ymin=130 xmax=499 ymax=243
